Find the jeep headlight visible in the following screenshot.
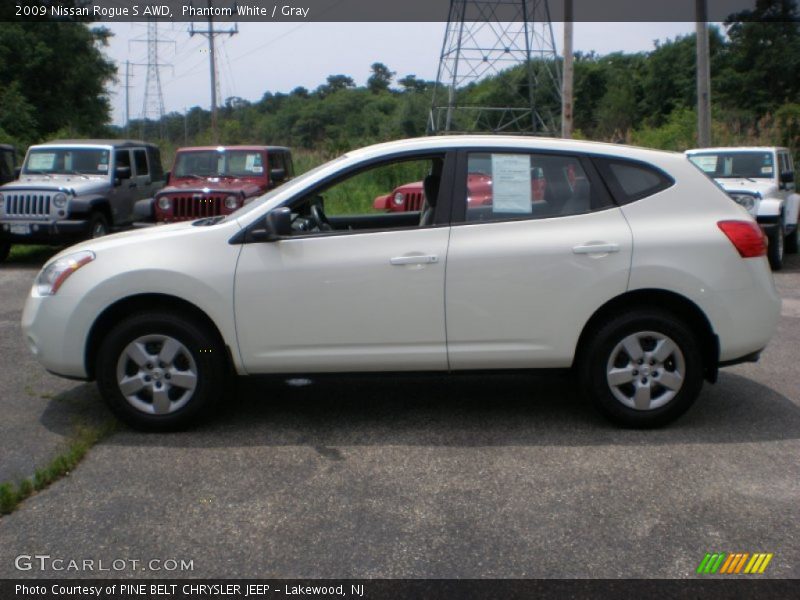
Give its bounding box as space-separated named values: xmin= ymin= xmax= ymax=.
xmin=35 ymin=250 xmax=95 ymax=296
xmin=157 ymin=196 xmax=171 ymax=210
xmin=224 ymin=195 xmax=239 ymax=209
xmin=52 ymin=192 xmax=67 ymax=208
xmin=730 ymin=193 xmax=757 ymax=212
xmin=393 ymin=192 xmax=405 ymax=206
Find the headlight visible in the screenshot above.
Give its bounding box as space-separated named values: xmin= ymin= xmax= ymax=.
xmin=52 ymin=192 xmax=67 ymax=208
xmin=157 ymin=196 xmax=171 ymax=210
xmin=393 ymin=192 xmax=405 ymax=206
xmin=224 ymin=195 xmax=239 ymax=209
xmin=35 ymin=250 xmax=95 ymax=296
xmin=730 ymin=193 xmax=756 ymax=211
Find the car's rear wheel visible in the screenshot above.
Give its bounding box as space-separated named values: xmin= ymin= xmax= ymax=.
xmin=785 ymin=223 xmax=798 ymax=254
xmin=96 ymin=311 xmax=225 ymax=430
xmin=579 ymin=310 xmax=704 ymax=428
xmin=767 ymin=219 xmax=785 ymax=270
xmin=0 ymin=242 xmax=9 ymax=262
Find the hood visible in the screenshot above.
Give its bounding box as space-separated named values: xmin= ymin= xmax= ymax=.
xmin=159 ymin=177 xmax=263 ymax=196
xmin=1 ymin=174 xmax=110 ymax=196
xmin=715 ymin=178 xmax=778 ymax=198
xmin=46 ymin=218 xmax=242 ymax=263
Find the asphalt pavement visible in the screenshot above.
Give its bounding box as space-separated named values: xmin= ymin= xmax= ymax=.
xmin=0 ymin=254 xmax=798 ymax=578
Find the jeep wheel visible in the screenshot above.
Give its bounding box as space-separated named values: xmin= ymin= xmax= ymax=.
xmin=0 ymin=242 xmax=9 ymax=262
xmin=96 ymin=311 xmax=226 ymax=430
xmin=767 ymin=219 xmax=785 ymax=270
xmin=89 ymin=212 xmax=109 ymax=238
xmin=579 ymin=309 xmax=704 ymax=428
xmin=786 ymin=224 xmax=798 ymax=255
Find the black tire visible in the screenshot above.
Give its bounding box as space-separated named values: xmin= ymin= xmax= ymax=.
xmin=767 ymin=219 xmax=784 ymax=270
xmin=89 ymin=212 xmax=110 ymax=238
xmin=578 ymin=309 xmax=704 ymax=428
xmin=0 ymin=242 xmax=9 ymax=262
xmin=96 ymin=311 xmax=226 ymax=431
xmin=785 ymin=223 xmax=798 ymax=254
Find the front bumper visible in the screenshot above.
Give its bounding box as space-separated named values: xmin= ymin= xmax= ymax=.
xmin=0 ymin=219 xmax=91 ymax=244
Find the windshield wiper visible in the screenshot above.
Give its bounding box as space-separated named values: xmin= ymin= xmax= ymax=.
xmin=720 ymin=174 xmax=757 ymax=182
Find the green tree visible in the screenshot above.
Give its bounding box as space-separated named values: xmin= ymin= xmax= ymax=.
xmin=367 ymin=62 xmax=395 ymax=94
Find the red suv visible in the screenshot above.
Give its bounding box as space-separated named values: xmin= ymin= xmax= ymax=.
xmin=152 ymin=146 xmax=293 ymax=222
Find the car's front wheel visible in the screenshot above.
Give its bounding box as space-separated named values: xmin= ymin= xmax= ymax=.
xmin=96 ymin=311 xmax=226 ymax=430
xmin=579 ymin=310 xmax=704 ymax=428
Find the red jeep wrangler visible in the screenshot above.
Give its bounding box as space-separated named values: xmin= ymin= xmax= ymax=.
xmin=152 ymin=146 xmax=293 ymax=222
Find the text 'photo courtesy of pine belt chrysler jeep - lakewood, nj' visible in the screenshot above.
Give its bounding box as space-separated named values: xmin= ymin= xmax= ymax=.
xmin=0 ymin=140 xmax=165 ymax=261
xmin=20 ymin=136 xmax=781 ymax=431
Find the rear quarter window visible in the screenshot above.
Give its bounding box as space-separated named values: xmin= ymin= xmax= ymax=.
xmin=593 ymin=158 xmax=674 ymax=205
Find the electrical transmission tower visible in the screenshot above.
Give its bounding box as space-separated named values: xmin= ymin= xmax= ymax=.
xmin=190 ymin=1 xmax=238 ymax=143
xmin=428 ymin=0 xmax=562 ymax=136
xmin=130 ymin=20 xmax=174 ymax=140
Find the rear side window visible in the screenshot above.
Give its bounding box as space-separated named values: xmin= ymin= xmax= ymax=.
xmin=594 ymin=158 xmax=673 ymax=204
xmin=133 ymin=149 xmax=149 ymax=176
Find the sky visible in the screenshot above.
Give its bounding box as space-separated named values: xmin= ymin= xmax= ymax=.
xmin=102 ymin=21 xmax=698 ymax=126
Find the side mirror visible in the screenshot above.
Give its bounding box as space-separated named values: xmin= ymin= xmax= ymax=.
xmin=13 ymin=166 xmax=21 ymax=179
xmin=164 ymin=170 xmax=171 ymax=184
xmin=115 ymin=165 xmax=131 ymax=185
xmin=270 ymin=167 xmax=286 ymax=183
xmin=780 ymin=171 xmax=794 ymax=184
xmin=251 ymin=207 xmax=292 ymax=242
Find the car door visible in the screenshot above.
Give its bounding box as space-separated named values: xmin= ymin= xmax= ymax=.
xmin=778 ymin=150 xmax=800 ymax=228
xmin=110 ymin=148 xmax=135 ymax=224
xmin=444 ymin=149 xmax=633 ymax=370
xmin=234 ymin=152 xmax=454 ymax=374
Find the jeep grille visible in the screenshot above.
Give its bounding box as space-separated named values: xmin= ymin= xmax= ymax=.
xmin=404 ymin=191 xmax=423 ymax=211
xmin=3 ymin=193 xmax=51 ymax=219
xmin=169 ymin=194 xmax=225 ymax=220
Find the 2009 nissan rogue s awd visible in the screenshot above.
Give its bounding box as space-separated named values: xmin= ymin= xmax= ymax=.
xmin=21 ymin=136 xmax=781 ymax=430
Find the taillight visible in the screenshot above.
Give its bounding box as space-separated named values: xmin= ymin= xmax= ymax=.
xmin=717 ymin=220 xmax=767 ymax=258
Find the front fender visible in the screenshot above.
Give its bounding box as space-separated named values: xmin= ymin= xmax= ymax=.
xmin=757 ymin=197 xmax=784 ymax=219
xmin=69 ymin=194 xmax=109 ymax=217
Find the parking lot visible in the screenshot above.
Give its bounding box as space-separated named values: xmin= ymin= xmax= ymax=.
xmin=0 ymin=251 xmax=798 ymax=579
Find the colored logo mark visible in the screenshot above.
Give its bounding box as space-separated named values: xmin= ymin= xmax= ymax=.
xmin=696 ymin=552 xmax=774 ymax=574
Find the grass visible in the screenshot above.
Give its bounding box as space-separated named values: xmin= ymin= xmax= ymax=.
xmin=0 ymin=421 xmax=116 ymax=516
xmin=7 ymin=244 xmax=61 ymax=265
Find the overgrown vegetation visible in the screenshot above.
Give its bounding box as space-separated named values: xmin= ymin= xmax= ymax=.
xmin=0 ymin=422 xmax=116 ymax=516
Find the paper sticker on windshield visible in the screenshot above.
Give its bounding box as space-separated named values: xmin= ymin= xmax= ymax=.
xmin=97 ymin=163 xmax=108 ymax=171
xmin=761 ymin=166 xmax=773 ymax=174
xmin=27 ymin=153 xmax=55 ymax=170
xmin=245 ymin=154 xmax=263 ymax=172
xmin=691 ymin=156 xmax=718 ymax=172
xmin=491 ymin=154 xmax=532 ymax=214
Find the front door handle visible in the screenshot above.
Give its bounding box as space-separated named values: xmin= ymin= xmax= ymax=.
xmin=129 ymin=182 xmax=138 ymax=188
xmin=390 ymin=255 xmax=439 ymax=266
xmin=572 ymin=242 xmax=620 ymax=255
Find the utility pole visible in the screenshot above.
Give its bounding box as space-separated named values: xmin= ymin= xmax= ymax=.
xmin=190 ymin=0 xmax=238 ymax=143
xmin=561 ymin=0 xmax=573 ymax=138
xmin=123 ymin=60 xmax=132 ymax=137
xmin=130 ymin=20 xmax=174 ymax=140
xmin=696 ymin=0 xmax=712 ymax=147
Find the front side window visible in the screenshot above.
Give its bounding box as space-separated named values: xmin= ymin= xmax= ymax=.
xmin=286 ymin=156 xmax=444 ymax=234
xmin=688 ymin=151 xmax=775 ymax=180
xmin=462 ymin=152 xmax=606 ymax=223
xmin=24 ymin=147 xmax=111 ymax=176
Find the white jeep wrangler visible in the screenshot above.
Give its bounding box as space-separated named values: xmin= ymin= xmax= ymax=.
xmin=686 ymin=146 xmax=799 ymax=270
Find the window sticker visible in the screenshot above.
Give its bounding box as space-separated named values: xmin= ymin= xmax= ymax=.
xmin=761 ymin=166 xmax=773 ymax=174
xmin=97 ymin=163 xmax=108 ymax=171
xmin=491 ymin=154 xmax=532 ymax=214
xmin=28 ymin=153 xmax=56 ymax=170
xmin=690 ymin=155 xmax=718 ymax=172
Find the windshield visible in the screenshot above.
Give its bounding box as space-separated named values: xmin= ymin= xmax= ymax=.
xmin=688 ymin=151 xmax=775 ymax=179
xmin=23 ymin=147 xmax=110 ymax=176
xmin=223 ymin=155 xmax=348 ymax=222
xmin=173 ymin=150 xmax=266 ymax=178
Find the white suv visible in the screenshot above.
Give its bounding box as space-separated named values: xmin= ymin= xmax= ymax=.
xmin=22 ymin=136 xmax=781 ymax=430
xmin=686 ymin=146 xmax=799 ymax=270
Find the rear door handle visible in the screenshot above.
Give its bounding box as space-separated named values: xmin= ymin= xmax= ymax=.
xmin=572 ymin=242 xmax=620 ymax=254
xmin=390 ymin=255 xmax=439 ymax=266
